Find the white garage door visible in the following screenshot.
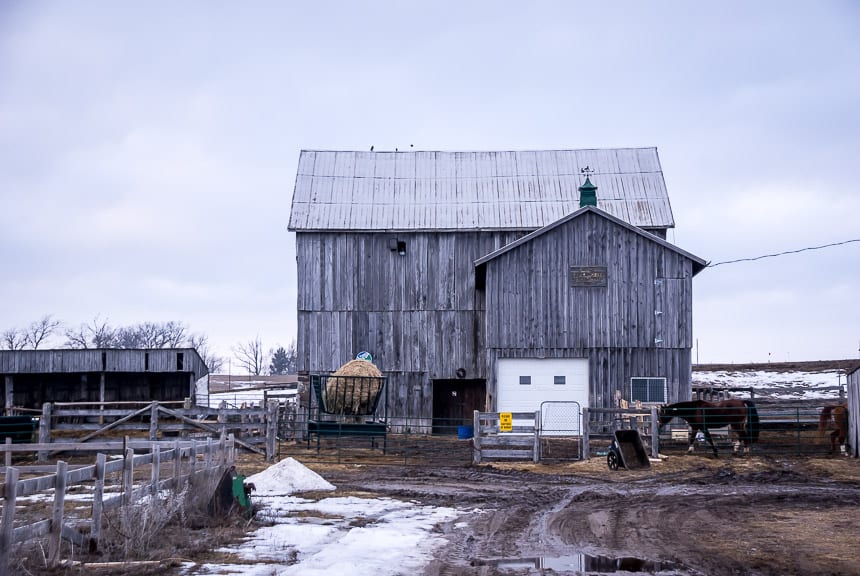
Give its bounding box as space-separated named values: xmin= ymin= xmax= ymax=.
xmin=496 ymin=358 xmax=589 ymax=416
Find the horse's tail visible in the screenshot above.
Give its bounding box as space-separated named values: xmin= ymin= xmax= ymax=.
xmin=819 ymin=405 xmax=835 ymax=437
xmin=743 ymin=400 xmax=760 ymax=443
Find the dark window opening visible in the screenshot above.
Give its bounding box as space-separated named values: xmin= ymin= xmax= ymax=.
xmin=101 ymin=351 xmax=107 ymax=371
xmin=144 ymin=352 xmax=149 ymax=371
xmin=519 ymin=375 xmax=531 ymax=385
xmin=177 ymin=352 xmax=184 ymax=371
xmin=554 ymin=375 xmax=566 ymax=385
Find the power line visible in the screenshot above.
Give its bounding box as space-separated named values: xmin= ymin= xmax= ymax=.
xmin=707 ymin=238 xmax=860 ymax=268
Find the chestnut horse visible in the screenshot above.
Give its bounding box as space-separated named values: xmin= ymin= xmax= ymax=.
xmin=658 ymin=399 xmax=760 ymax=457
xmin=818 ymin=403 xmax=849 ymax=455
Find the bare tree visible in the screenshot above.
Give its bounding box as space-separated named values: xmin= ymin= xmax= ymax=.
xmin=2 ymin=327 xmax=26 ymax=350
xmin=189 ymin=332 xmax=224 ymax=373
xmin=64 ymin=315 xmax=116 ymax=348
xmin=23 ymin=315 xmax=61 ymax=349
xmin=233 ymin=336 xmax=265 ymax=375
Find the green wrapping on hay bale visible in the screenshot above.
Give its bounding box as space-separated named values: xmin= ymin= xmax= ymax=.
xmin=325 ymin=359 xmax=383 ymax=415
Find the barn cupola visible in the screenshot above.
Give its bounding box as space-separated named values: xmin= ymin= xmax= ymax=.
xmin=578 ymin=175 xmax=598 ymax=208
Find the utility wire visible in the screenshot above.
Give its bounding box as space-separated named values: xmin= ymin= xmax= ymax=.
xmin=707 ymin=238 xmax=860 ymax=268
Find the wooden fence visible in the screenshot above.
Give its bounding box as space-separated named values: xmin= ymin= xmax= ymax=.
xmin=472 ymin=411 xmax=541 ymax=464
xmin=0 ymin=436 xmax=235 ymax=574
xmin=36 ymin=400 xmax=279 ymax=461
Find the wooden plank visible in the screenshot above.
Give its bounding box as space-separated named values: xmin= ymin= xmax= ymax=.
xmin=48 ymin=460 xmax=68 ymax=567
xmin=0 ymin=466 xmax=17 ymax=573
xmin=480 ymin=449 xmax=534 ymax=459
xmin=91 ymin=453 xmax=105 ymax=550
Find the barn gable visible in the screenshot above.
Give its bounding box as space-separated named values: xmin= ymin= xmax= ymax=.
xmin=473 ymin=207 xmax=707 ymax=412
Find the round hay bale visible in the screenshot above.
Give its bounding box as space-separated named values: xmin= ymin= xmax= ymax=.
xmin=325 ymin=360 xmax=383 ymax=415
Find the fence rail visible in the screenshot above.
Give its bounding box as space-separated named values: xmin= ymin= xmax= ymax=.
xmin=0 ymin=436 xmax=235 ymax=574
xmin=35 ymin=401 xmax=279 ymax=461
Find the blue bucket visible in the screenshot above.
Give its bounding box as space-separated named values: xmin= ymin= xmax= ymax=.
xmin=457 ymin=425 xmax=474 ymax=439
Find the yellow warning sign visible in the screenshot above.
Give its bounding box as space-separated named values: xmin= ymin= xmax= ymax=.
xmin=499 ymin=412 xmax=513 ymax=432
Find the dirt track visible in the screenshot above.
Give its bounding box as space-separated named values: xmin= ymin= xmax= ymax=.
xmin=309 ymin=455 xmax=860 ymax=576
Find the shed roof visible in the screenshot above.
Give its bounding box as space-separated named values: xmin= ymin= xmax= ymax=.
xmin=288 ymin=148 xmax=675 ymax=232
xmin=474 ymin=205 xmax=707 ymax=278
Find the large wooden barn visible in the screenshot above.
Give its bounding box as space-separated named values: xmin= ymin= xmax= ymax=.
xmin=0 ymin=348 xmax=209 ymax=413
xmin=288 ymin=148 xmax=707 ymax=430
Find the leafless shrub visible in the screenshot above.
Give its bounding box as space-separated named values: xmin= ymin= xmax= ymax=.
xmin=101 ymin=483 xmax=190 ymax=558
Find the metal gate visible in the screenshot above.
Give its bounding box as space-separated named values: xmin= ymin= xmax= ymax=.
xmin=539 ymin=401 xmax=582 ymax=461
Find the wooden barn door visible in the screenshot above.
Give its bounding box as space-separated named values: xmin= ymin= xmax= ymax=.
xmin=432 ymin=379 xmax=486 ymax=434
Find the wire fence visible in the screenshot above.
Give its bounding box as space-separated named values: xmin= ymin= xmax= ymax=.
xmin=274 ymin=404 xmax=851 ymax=465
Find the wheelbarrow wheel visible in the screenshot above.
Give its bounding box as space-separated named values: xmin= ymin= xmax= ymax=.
xmin=607 ymin=450 xmax=620 ymax=471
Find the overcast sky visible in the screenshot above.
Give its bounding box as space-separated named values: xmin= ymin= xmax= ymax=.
xmin=1 ymin=1 xmax=858 ymax=368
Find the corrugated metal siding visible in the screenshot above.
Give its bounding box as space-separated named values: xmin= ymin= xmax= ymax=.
xmin=288 ymin=148 xmax=675 ymax=232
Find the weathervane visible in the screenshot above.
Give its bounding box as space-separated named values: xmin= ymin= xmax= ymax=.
xmin=580 ymin=166 xmax=594 ymax=177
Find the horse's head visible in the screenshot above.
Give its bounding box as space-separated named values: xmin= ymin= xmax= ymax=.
xmin=657 ymin=404 xmax=674 ymax=428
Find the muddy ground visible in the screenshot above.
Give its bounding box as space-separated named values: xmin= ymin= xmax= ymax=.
xmin=303 ymin=454 xmax=860 ymax=576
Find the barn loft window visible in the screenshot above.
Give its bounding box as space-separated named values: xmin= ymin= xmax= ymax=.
xmin=176 ymin=352 xmax=184 ymax=371
xmin=519 ymin=375 xmax=531 ymax=385
xmin=144 ymin=352 xmax=149 ymax=371
xmin=631 ymin=377 xmax=667 ymax=403
xmin=388 ymin=238 xmax=407 ymax=255
xmin=554 ymin=375 xmax=566 ymax=385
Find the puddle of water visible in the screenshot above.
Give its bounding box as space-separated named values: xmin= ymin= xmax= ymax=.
xmin=474 ymin=552 xmax=695 ymax=574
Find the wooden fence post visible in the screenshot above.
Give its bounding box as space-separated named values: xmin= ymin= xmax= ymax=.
xmin=190 ymin=439 xmax=198 ymax=478
xmin=149 ymin=402 xmax=159 ymax=441
xmin=651 ymin=406 xmax=660 ymax=459
xmin=0 ymin=467 xmax=18 ymax=576
xmin=582 ymin=407 xmax=590 ymax=460
xmin=205 ymin=438 xmax=213 ymax=469
xmin=266 ymin=400 xmax=278 ymax=462
xmin=122 ymin=448 xmax=134 ymax=506
xmin=91 ymin=453 xmax=105 ymax=551
xmin=472 ymin=410 xmax=481 ymax=465
xmin=228 ymin=434 xmax=236 ymax=464
xmin=533 ymin=410 xmax=541 ymax=464
xmin=48 ymin=460 xmax=68 ymax=568
xmin=151 ymin=446 xmax=161 ymax=496
xmin=38 ymin=403 xmax=52 ymax=462
xmin=173 ymin=439 xmax=182 ymax=493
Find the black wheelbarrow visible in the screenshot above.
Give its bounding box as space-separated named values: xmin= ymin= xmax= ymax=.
xmin=606 ymin=429 xmax=650 ymax=471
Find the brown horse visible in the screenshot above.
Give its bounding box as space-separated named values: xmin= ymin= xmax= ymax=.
xmin=818 ymin=403 xmax=849 ymax=455
xmin=658 ymin=399 xmax=760 ymax=457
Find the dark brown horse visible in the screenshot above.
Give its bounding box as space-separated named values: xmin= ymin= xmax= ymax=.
xmin=818 ymin=403 xmax=849 ymax=455
xmin=658 ymin=399 xmax=760 ymax=457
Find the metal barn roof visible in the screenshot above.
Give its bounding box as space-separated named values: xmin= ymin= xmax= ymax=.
xmin=288 ymin=148 xmax=675 ymax=232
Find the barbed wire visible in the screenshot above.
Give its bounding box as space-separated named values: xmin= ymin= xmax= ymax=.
xmin=707 ymin=238 xmax=860 ymax=268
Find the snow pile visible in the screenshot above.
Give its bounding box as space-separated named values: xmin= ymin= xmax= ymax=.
xmin=246 ymin=457 xmax=335 ymax=495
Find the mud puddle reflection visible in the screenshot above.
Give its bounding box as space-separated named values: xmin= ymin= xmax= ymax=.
xmin=473 ymin=552 xmax=702 ymax=574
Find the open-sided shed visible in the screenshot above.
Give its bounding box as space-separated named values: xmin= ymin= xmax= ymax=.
xmin=0 ymin=348 xmax=209 ymax=412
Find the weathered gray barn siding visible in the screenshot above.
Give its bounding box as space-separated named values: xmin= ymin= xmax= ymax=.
xmin=296 ymin=230 xmax=527 ymax=423
xmin=479 ymin=208 xmax=704 ymax=409
xmin=0 ymin=349 xmax=208 ymax=411
xmin=848 ymin=367 xmax=860 ymax=458
xmin=296 ymin=231 xmax=525 ymax=375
